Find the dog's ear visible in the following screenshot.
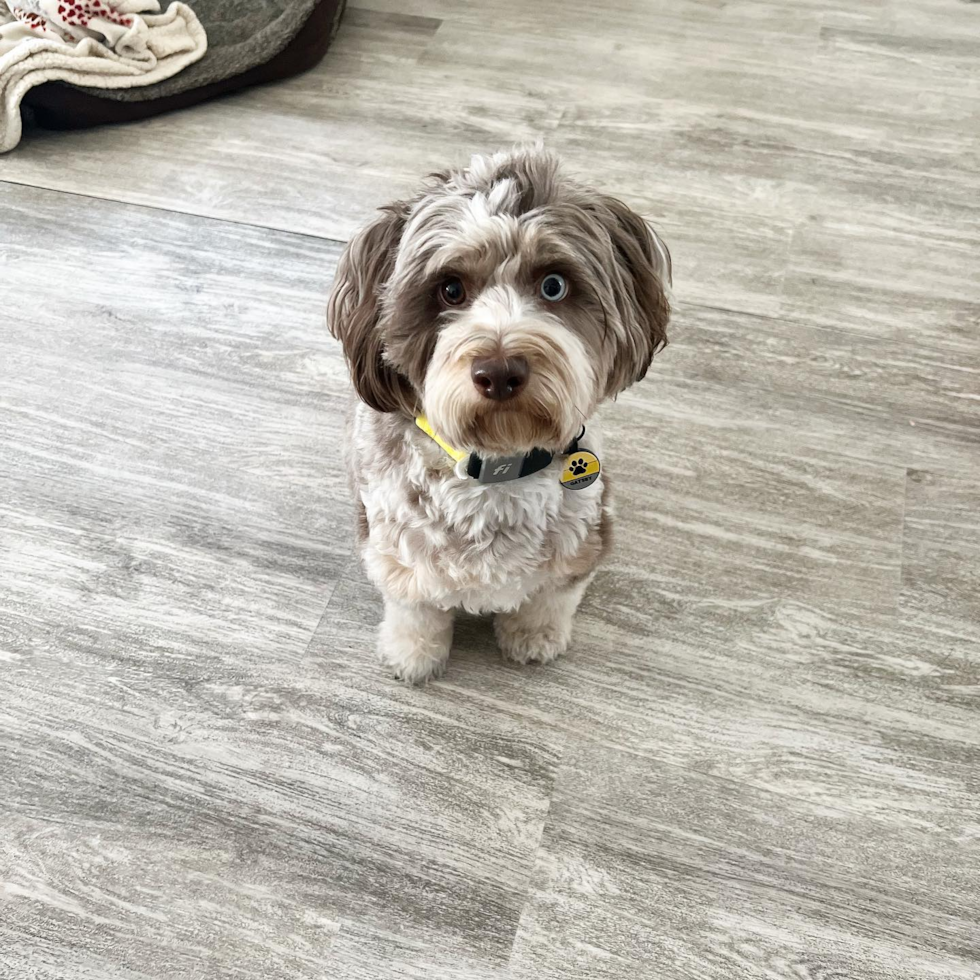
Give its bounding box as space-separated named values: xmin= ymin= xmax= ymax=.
xmin=593 ymin=195 xmax=671 ymax=394
xmin=327 ymin=205 xmax=418 ymax=415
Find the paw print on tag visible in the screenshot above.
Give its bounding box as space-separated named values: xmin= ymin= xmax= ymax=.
xmin=560 ymin=450 xmax=600 ymax=490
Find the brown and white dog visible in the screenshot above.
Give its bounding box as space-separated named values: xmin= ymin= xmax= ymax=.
xmin=328 ymin=147 xmax=671 ymax=683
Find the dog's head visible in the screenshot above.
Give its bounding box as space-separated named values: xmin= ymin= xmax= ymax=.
xmin=328 ymin=147 xmax=671 ymax=455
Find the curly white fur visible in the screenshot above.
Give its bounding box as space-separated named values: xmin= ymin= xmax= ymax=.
xmin=351 ymin=405 xmax=607 ymax=680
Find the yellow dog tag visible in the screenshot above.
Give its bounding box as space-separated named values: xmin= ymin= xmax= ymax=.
xmin=560 ymin=450 xmax=601 ymax=490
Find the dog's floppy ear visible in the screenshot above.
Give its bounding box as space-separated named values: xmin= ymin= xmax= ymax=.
xmin=594 ymin=195 xmax=671 ymax=393
xmin=327 ymin=205 xmax=418 ymax=415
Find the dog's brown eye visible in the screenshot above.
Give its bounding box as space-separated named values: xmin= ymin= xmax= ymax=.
xmin=439 ymin=277 xmax=467 ymax=307
xmin=540 ymin=273 xmax=568 ymax=302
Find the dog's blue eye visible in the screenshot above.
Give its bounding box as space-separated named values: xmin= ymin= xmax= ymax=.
xmin=540 ymin=273 xmax=568 ymax=302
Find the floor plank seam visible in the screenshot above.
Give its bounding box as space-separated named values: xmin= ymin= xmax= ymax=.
xmin=0 ymin=176 xmax=352 ymax=248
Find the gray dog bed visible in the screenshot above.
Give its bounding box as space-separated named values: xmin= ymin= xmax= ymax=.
xmin=25 ymin=0 xmax=345 ymax=128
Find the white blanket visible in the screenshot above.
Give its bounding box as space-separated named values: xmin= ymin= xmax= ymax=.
xmin=0 ymin=0 xmax=206 ymax=152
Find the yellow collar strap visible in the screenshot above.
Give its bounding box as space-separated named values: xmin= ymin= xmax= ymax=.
xmin=415 ymin=415 xmax=468 ymax=463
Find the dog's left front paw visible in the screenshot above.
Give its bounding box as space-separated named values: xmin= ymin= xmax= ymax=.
xmin=494 ymin=611 xmax=571 ymax=666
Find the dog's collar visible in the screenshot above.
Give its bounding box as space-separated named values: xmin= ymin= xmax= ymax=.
xmin=415 ymin=415 xmax=585 ymax=484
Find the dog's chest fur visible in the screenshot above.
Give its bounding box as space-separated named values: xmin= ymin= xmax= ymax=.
xmin=349 ymin=403 xmax=606 ymax=614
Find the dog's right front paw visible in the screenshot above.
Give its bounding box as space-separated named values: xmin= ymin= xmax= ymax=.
xmin=377 ymin=600 xmax=454 ymax=685
xmin=378 ymin=625 xmax=451 ymax=686
xmin=380 ymin=641 xmax=447 ymax=685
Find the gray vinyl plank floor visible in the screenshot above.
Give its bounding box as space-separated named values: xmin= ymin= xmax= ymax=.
xmin=1 ymin=0 xmax=978 ymax=977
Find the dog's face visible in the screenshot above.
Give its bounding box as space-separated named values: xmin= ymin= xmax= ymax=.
xmin=328 ymin=148 xmax=671 ymax=455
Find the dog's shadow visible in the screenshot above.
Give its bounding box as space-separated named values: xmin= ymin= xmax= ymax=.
xmin=449 ymin=612 xmax=558 ymax=681
xmin=320 ymin=564 xmax=557 ymax=683
xmin=451 ymin=613 xmax=498 ymax=663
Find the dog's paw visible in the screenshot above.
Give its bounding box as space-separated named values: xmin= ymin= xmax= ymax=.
xmin=495 ymin=611 xmax=571 ymax=666
xmin=378 ymin=626 xmax=450 ymax=685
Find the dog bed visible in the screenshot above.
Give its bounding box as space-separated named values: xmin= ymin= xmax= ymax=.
xmin=23 ymin=0 xmax=345 ymax=129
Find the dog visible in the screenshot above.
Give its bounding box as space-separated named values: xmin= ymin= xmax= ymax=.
xmin=328 ymin=147 xmax=671 ymax=683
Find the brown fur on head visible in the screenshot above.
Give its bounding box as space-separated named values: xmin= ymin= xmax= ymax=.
xmin=326 ymin=202 xmax=417 ymax=416
xmin=327 ymin=147 xmax=671 ymax=454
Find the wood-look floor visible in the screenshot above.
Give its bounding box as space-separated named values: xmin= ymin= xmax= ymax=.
xmin=1 ymin=0 xmax=978 ymax=977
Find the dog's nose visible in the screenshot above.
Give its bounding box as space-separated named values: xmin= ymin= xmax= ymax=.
xmin=471 ymin=356 xmax=529 ymax=402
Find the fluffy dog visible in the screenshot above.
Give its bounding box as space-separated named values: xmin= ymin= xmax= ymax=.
xmin=328 ymin=147 xmax=671 ymax=683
